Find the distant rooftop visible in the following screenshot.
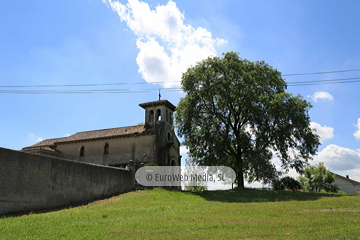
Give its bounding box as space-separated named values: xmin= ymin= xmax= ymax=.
xmin=333 ymin=172 xmax=360 ymax=185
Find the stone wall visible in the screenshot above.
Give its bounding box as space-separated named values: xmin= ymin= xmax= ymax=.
xmin=0 ymin=147 xmax=134 ymax=215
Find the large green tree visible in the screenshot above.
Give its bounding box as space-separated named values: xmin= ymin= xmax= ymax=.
xmin=175 ymin=52 xmax=320 ymax=189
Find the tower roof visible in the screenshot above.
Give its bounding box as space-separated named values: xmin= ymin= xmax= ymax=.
xmin=139 ymin=100 xmax=176 ymax=111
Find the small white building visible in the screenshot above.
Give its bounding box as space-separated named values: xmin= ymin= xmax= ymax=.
xmin=333 ymin=173 xmax=360 ymax=194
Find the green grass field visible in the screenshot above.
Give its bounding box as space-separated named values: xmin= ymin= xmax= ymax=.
xmin=1 ymin=189 xmax=360 ymax=239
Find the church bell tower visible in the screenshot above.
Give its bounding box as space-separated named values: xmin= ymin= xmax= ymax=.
xmin=139 ymin=100 xmax=179 ymax=166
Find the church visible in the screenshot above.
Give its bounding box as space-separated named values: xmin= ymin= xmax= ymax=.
xmin=22 ymin=100 xmax=181 ymax=168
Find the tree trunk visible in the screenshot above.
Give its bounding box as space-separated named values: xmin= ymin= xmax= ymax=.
xmin=236 ymin=155 xmax=245 ymax=189
xmin=237 ymin=171 xmax=245 ymax=189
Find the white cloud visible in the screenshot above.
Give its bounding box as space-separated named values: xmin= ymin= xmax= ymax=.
xmin=353 ymin=118 xmax=360 ymax=140
xmin=64 ymin=133 xmax=71 ymax=137
xmin=103 ymin=0 xmax=227 ymax=88
xmin=311 ymin=144 xmax=360 ymax=182
xmin=310 ymin=122 xmax=334 ymax=142
xmin=314 ymin=144 xmax=360 ymax=172
xmin=308 ymin=91 xmax=334 ymax=102
xmin=270 ymin=144 xmax=360 ymax=183
xmin=180 ymin=145 xmax=188 ymax=154
xmin=27 ymin=133 xmax=43 ymax=145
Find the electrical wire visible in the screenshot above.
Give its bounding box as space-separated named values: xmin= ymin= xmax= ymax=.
xmin=282 ymin=69 xmax=360 ymax=76
xmin=0 ymin=81 xmax=182 ymax=88
xmin=1 ymin=69 xmax=360 ymax=89
xmin=1 ymin=69 xmax=360 ymax=93
xmin=0 ymin=88 xmax=183 ymax=94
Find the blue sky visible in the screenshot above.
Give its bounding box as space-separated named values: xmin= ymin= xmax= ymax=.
xmin=1 ymin=0 xmax=360 ymax=185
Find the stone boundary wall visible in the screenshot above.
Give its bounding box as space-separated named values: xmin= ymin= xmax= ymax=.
xmin=0 ymin=147 xmax=134 ymax=215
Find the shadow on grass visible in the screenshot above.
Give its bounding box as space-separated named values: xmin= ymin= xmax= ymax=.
xmin=0 ymin=201 xmax=91 ymax=219
xmin=190 ymin=189 xmax=343 ymax=203
xmin=0 ymin=190 xmax=133 ymax=218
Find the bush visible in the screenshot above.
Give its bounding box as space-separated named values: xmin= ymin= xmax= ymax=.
xmin=323 ymin=184 xmax=339 ymax=193
xmin=281 ymin=176 xmax=302 ymax=191
xmin=272 ymin=176 xmax=301 ymax=191
xmin=144 ymin=162 xmax=158 ymax=166
xmin=271 ymin=178 xmax=285 ymax=190
xmin=184 ymin=185 xmax=207 ymax=192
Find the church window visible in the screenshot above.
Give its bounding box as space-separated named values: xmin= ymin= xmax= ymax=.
xmin=157 ymin=109 xmax=162 ymax=121
xmin=167 ymin=132 xmax=171 ymax=142
xmin=149 ymin=110 xmax=154 ymax=123
xmin=104 ymin=143 xmax=109 ymax=155
xmin=80 ymin=146 xmax=85 ymax=157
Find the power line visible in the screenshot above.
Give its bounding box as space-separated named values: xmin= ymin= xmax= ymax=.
xmin=1 ymin=68 xmax=360 ymax=89
xmin=0 ymin=79 xmax=359 ymax=94
xmin=0 ymin=81 xmax=182 ymax=88
xmin=1 ymin=69 xmax=360 ymax=94
xmin=287 ymin=77 xmax=360 ymax=86
xmin=288 ymin=80 xmax=360 ymax=86
xmin=1 ymin=79 xmax=360 ymax=94
xmin=0 ymin=88 xmax=183 ymax=94
xmin=2 ymin=77 xmax=360 ymax=94
xmin=282 ymin=69 xmax=360 ymax=76
xmin=288 ymin=77 xmax=360 ymax=84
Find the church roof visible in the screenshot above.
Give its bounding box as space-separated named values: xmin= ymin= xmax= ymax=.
xmin=23 ymin=137 xmax=68 ymax=149
xmin=22 ymin=125 xmax=151 ymax=149
xmin=57 ymin=125 xmax=150 ymax=144
xmin=22 ymin=146 xmax=61 ymax=154
xmin=139 ymin=100 xmax=176 ymax=111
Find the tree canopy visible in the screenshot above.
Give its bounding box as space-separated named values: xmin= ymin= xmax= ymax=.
xmin=298 ymin=162 xmax=338 ymax=192
xmin=175 ymin=52 xmax=320 ymax=189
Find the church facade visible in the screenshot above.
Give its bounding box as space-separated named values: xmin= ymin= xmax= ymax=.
xmin=22 ymin=100 xmax=181 ymax=168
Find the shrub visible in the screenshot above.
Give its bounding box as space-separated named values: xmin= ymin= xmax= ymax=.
xmin=184 ymin=185 xmax=207 ymax=192
xmin=281 ymin=176 xmax=302 ymax=191
xmin=272 ymin=176 xmax=301 ymax=191
xmin=271 ymin=178 xmax=285 ymax=190
xmin=144 ymin=162 xmax=158 ymax=166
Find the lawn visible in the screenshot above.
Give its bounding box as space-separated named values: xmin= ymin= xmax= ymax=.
xmin=1 ymin=189 xmax=360 ymax=239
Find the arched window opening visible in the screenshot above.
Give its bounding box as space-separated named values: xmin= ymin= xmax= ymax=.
xmin=157 ymin=109 xmax=162 ymax=121
xmin=104 ymin=143 xmax=109 ymax=155
xmin=167 ymin=132 xmax=172 ymax=142
xmin=149 ymin=110 xmax=154 ymax=123
xmin=80 ymin=146 xmax=85 ymax=157
xmin=166 ymin=110 xmax=169 ymax=122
